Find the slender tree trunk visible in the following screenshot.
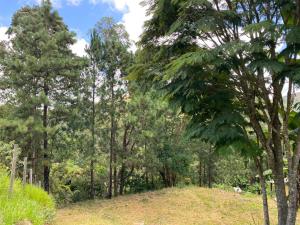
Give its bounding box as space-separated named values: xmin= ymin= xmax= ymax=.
xmin=90 ymin=160 xmax=95 ymax=198
xmin=90 ymin=70 xmax=96 ymax=199
xmin=283 ymin=78 xmax=298 ymax=225
xmin=119 ymin=125 xmax=130 ymax=195
xmin=208 ymin=147 xmax=212 ymax=188
xmin=113 ymin=149 xmax=118 ymax=196
xmin=151 ymin=175 xmax=154 ymax=189
xmin=108 ymin=132 xmax=113 ymax=199
xmin=255 ymin=157 xmax=270 ymax=225
xmin=286 ymin=134 xmax=300 ymax=225
xmin=298 ymin=167 xmax=300 ymax=208
xmin=203 ymin=162 xmax=206 ymax=186
xmin=287 ymin=172 xmax=298 ymax=225
xmin=273 ymin=165 xmax=288 ymax=225
xmin=273 ymin=117 xmax=288 ymax=225
xmin=108 ymin=73 xmax=115 ymax=199
xmin=43 ymin=105 xmax=50 ymax=193
xmin=108 ymin=110 xmax=113 ymax=199
xmin=43 ymin=85 xmax=50 ymax=193
xmin=113 ymin=122 xmax=117 ymax=196
xmin=282 ymin=79 xmax=299 ymax=225
xmin=145 ymin=170 xmax=149 ymax=187
xmin=119 ymin=164 xmax=125 ymax=195
xmin=160 ymin=169 xmax=168 ymax=187
xmin=32 ymin=93 xmax=38 ymax=183
xmin=207 ymin=163 xmax=212 ymax=188
xmin=198 ymin=155 xmax=202 ymax=187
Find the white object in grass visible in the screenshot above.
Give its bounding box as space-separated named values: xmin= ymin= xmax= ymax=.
xmin=233 ymin=187 xmax=242 ymax=193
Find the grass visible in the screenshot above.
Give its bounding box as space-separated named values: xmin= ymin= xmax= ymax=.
xmin=52 ymin=186 xmax=300 ymax=225
xmin=0 ymin=169 xmax=55 ymax=225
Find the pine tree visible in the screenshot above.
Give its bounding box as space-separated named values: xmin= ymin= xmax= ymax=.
xmin=90 ymin=17 xmax=131 ymax=198
xmin=84 ymin=29 xmax=102 ymax=199
xmin=0 ymin=0 xmax=85 ymax=192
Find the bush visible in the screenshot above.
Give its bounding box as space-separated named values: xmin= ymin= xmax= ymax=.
xmin=246 ymin=183 xmax=261 ymax=194
xmin=50 ymin=161 xmax=94 ymax=205
xmin=0 ymin=169 xmax=55 ymax=225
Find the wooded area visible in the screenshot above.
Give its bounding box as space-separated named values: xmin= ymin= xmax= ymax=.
xmin=0 ymin=0 xmax=300 ymax=225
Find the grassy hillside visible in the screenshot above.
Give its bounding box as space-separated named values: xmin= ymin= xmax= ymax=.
xmin=0 ymin=169 xmax=55 ymax=225
xmin=52 ymin=186 xmax=299 ymax=225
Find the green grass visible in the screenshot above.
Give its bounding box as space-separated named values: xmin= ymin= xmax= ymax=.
xmin=0 ymin=169 xmax=55 ymax=225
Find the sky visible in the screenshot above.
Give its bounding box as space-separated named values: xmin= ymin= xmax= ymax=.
xmin=0 ymin=0 xmax=148 ymax=55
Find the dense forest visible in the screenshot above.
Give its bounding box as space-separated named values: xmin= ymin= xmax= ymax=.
xmin=0 ymin=0 xmax=300 ymax=225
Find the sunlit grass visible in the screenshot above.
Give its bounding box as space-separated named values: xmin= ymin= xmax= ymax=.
xmin=0 ymin=169 xmax=55 ymax=225
xmin=52 ymin=186 xmax=299 ymax=225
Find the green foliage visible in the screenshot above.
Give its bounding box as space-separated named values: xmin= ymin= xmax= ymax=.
xmin=1 ymin=0 xmax=289 ymax=214
xmin=0 ymin=1 xmax=86 ymax=190
xmin=214 ymin=153 xmax=254 ymax=188
xmin=0 ymin=169 xmax=55 ymax=225
xmin=50 ymin=160 xmax=107 ymax=204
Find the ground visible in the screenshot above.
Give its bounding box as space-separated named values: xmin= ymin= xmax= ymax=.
xmin=52 ymin=186 xmax=299 ymax=225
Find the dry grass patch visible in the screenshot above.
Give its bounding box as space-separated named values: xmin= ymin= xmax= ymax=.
xmin=52 ymin=186 xmax=300 ymax=225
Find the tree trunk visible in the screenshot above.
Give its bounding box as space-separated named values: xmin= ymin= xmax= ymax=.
xmin=297 ymin=167 xmax=300 ymax=208
xmin=90 ymin=160 xmax=95 ymax=199
xmin=108 ymin=73 xmax=115 ymax=199
xmin=108 ymin=141 xmax=113 ymax=199
xmin=208 ymin=147 xmax=213 ymax=188
xmin=119 ymin=125 xmax=130 ymax=195
xmin=287 ymin=172 xmax=298 ymax=225
xmin=145 ymin=170 xmax=149 ymax=187
xmin=119 ymin=164 xmax=125 ymax=195
xmin=286 ymin=134 xmax=300 ymax=225
xmin=198 ymin=155 xmax=202 ymax=187
xmin=113 ymin=150 xmax=118 ymax=196
xmin=108 ymin=111 xmax=113 ymax=199
xmin=90 ymin=70 xmax=96 ymax=199
xmin=160 ymin=169 xmax=168 ymax=187
xmin=273 ymin=167 xmax=288 ymax=225
xmin=43 ymin=85 xmax=50 ymax=193
xmin=255 ymin=157 xmax=270 ymax=225
xmin=273 ymin=120 xmax=288 ymax=225
xmin=207 ymin=163 xmax=212 ymax=188
xmin=203 ymin=162 xmax=206 ymax=186
xmin=151 ymin=175 xmax=154 ymax=189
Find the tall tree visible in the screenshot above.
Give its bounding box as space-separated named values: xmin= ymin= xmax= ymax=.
xmin=132 ymin=0 xmax=300 ymax=224
xmin=85 ymin=30 xmax=102 ymax=199
xmin=92 ymin=17 xmax=131 ymax=198
xmin=0 ymin=0 xmax=84 ymax=192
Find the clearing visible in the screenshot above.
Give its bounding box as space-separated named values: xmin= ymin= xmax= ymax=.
xmin=52 ymin=186 xmax=299 ymax=225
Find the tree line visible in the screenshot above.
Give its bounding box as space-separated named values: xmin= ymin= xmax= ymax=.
xmin=0 ymin=1 xmax=222 ymax=202
xmin=1 ymin=0 xmax=300 ymax=225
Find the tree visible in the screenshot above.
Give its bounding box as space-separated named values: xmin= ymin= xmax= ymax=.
xmin=91 ymin=17 xmax=131 ymax=198
xmin=132 ymin=0 xmax=300 ymax=224
xmin=84 ymin=30 xmax=102 ymax=199
xmin=0 ymin=0 xmax=85 ymax=192
xmin=121 ymin=85 xmax=193 ymax=190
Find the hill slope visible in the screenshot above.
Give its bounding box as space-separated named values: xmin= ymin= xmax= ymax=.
xmin=52 ymin=187 xmax=299 ymax=225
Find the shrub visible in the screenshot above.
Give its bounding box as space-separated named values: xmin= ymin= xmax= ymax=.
xmin=0 ymin=169 xmax=55 ymax=225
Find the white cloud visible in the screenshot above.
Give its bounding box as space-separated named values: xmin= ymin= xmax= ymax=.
xmin=90 ymin=0 xmax=126 ymax=11
xmin=0 ymin=26 xmax=9 ymax=42
xmin=71 ymin=37 xmax=88 ymax=57
xmin=122 ymin=1 xmax=147 ymax=42
xmin=91 ymin=0 xmax=148 ymax=49
xmin=67 ymin=0 xmax=82 ymax=6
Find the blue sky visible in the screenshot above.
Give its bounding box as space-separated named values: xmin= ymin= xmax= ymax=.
xmin=0 ymin=0 xmax=147 ymax=55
